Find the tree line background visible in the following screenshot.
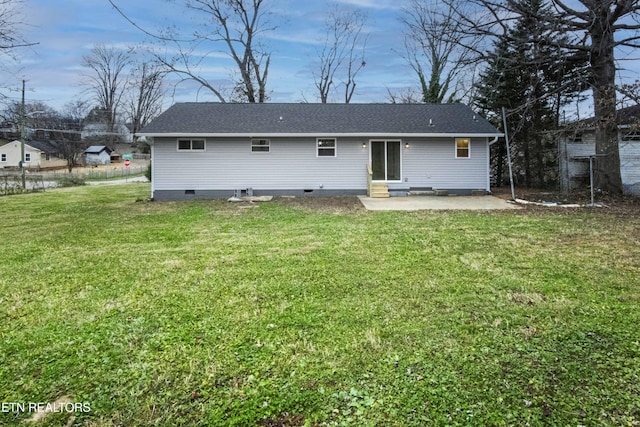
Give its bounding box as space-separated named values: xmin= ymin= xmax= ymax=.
xmin=2 ymin=0 xmax=640 ymax=192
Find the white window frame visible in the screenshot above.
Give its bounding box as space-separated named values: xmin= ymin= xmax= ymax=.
xmin=24 ymin=153 xmax=31 ymax=162
xmin=369 ymin=140 xmax=403 ymax=183
xmin=317 ymin=138 xmax=337 ymax=157
xmin=177 ymin=139 xmax=206 ymax=152
xmin=455 ymin=138 xmax=470 ymax=159
xmin=1 ymin=153 xmax=6 ymax=162
xmin=251 ymin=138 xmax=270 ymax=153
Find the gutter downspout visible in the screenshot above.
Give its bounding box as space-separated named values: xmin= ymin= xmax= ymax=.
xmin=149 ymin=138 xmax=154 ymax=200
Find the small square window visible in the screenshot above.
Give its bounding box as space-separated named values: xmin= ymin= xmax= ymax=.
xmin=252 ymin=139 xmax=270 ymax=152
xmin=25 ymin=153 xmax=31 ymax=162
xmin=317 ymin=138 xmax=336 ymax=157
xmin=178 ymin=139 xmax=206 ymax=151
xmin=191 ymin=140 xmax=205 ymax=150
xmin=1 ymin=153 xmax=6 ymax=162
xmin=455 ymin=138 xmax=470 ymax=158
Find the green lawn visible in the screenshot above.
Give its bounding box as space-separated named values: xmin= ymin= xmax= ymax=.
xmin=1 ymin=184 xmax=639 ymax=426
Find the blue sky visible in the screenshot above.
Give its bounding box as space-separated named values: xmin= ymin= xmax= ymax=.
xmin=5 ymin=0 xmax=640 ymax=115
xmin=11 ymin=0 xmax=413 ymax=111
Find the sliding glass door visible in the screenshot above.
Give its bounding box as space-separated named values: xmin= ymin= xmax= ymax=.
xmin=371 ymin=140 xmax=401 ymax=181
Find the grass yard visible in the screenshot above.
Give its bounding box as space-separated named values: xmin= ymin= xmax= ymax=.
xmin=1 ymin=184 xmax=639 ymax=426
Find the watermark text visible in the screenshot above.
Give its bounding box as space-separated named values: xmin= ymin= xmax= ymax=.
xmin=1 ymin=401 xmax=91 ymax=413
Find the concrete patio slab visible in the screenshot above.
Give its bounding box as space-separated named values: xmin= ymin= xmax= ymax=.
xmin=358 ymin=195 xmax=520 ymax=211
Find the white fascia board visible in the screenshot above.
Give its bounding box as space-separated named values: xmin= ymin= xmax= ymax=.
xmin=137 ymin=132 xmax=504 ymax=139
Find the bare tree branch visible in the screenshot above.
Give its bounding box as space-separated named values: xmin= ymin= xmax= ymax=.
xmin=81 ymin=44 xmax=131 ymax=138
xmin=110 ymin=0 xmax=275 ymax=103
xmin=0 ymin=0 xmax=38 ymax=59
xmin=125 ymin=61 xmax=166 ymax=138
xmin=313 ymin=5 xmax=367 ymax=103
xmin=400 ymin=0 xmax=478 ymax=103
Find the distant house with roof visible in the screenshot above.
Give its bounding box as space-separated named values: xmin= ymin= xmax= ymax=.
xmin=0 ymin=140 xmax=66 ymax=169
xmin=559 ymin=104 xmax=640 ymax=195
xmin=137 ymin=103 xmax=503 ymax=201
xmin=84 ymin=145 xmax=113 ymax=165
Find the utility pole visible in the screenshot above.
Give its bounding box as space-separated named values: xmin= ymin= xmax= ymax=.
xmin=502 ymin=107 xmax=515 ymax=201
xmin=20 ymin=79 xmax=26 ymax=190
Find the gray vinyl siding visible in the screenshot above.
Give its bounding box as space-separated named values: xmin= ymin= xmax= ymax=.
xmin=152 ymin=136 xmax=490 ymax=195
xmin=394 ymin=137 xmax=489 ymax=191
xmin=153 ymin=137 xmax=369 ymax=191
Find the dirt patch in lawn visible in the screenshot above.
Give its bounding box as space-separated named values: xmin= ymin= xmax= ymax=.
xmin=274 ymin=196 xmax=366 ymax=214
xmin=273 ymin=191 xmax=639 ymax=217
xmin=491 ymin=187 xmax=640 ymax=217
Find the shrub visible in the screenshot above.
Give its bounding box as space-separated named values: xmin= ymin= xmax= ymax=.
xmin=145 ymin=163 xmax=152 ymax=182
xmin=57 ymin=176 xmax=86 ymax=187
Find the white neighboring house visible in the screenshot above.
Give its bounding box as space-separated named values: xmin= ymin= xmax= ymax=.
xmin=0 ymin=140 xmax=66 ymax=169
xmin=85 ymin=146 xmax=113 ymax=166
xmin=559 ymin=104 xmax=640 ymax=196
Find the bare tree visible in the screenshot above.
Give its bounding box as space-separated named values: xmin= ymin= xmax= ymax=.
xmin=445 ymin=0 xmax=640 ymax=194
xmin=125 ymin=61 xmax=165 ymax=138
xmin=57 ymin=101 xmax=89 ymax=172
xmin=314 ymin=6 xmax=367 ymax=103
xmin=0 ymin=101 xmax=56 ymax=137
xmin=0 ymin=0 xmax=37 ymax=103
xmin=81 ymin=44 xmax=131 ymax=137
xmin=0 ymin=0 xmax=36 ymax=58
xmin=187 ymin=0 xmax=273 ymax=103
xmin=400 ymin=0 xmax=476 ymax=103
xmin=386 ymin=86 xmax=423 ymax=104
xmin=57 ymin=138 xmax=88 ymax=173
xmin=62 ymin=99 xmax=89 ymax=131
xmin=110 ymin=0 xmax=274 ymax=103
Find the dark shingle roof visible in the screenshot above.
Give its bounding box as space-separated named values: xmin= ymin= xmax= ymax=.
xmin=138 ymin=103 xmax=500 ymax=136
xmin=27 ymin=140 xmax=60 ymax=153
xmin=85 ymin=145 xmax=112 ymax=154
xmin=573 ymin=104 xmax=640 ymax=127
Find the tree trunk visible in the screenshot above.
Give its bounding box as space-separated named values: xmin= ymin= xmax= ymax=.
xmin=535 ymin=133 xmax=544 ymax=186
xmin=533 ymin=106 xmax=544 ymax=186
xmin=590 ymin=22 xmax=623 ymax=194
xmin=523 ymin=128 xmax=531 ymax=187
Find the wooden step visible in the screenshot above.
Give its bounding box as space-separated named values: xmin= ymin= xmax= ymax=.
xmin=370 ymin=183 xmax=389 ymax=198
xmin=371 ymin=192 xmax=390 ymax=198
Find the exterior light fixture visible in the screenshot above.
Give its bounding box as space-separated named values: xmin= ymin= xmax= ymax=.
xmin=362 ymin=142 xmax=367 ymax=148
xmin=405 ymin=142 xmax=410 ymax=148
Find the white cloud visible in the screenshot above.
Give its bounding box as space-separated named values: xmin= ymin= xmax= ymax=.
xmin=334 ymin=0 xmax=401 ymax=10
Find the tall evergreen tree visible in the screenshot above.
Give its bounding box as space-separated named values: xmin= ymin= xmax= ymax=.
xmin=474 ymin=0 xmax=588 ymax=188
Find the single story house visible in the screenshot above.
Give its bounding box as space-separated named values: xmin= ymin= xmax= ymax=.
xmin=559 ymin=104 xmax=640 ymax=195
xmin=137 ymin=103 xmax=503 ymax=201
xmin=0 ymin=140 xmax=66 ymax=169
xmin=85 ymin=146 xmax=113 ymax=165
